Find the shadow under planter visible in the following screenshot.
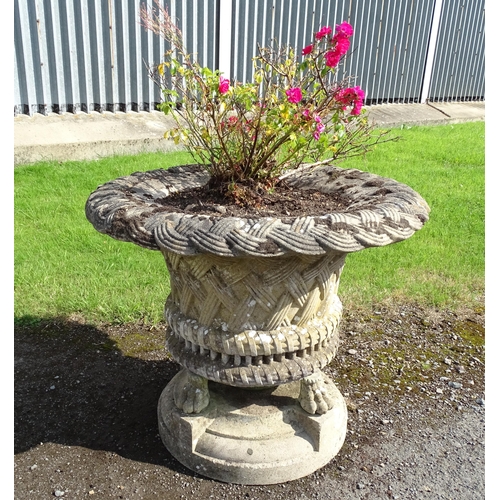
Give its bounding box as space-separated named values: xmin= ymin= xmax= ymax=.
xmin=85 ymin=164 xmax=429 ymax=484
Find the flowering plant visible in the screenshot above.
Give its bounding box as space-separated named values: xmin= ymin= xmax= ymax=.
xmin=140 ymin=2 xmax=391 ymax=198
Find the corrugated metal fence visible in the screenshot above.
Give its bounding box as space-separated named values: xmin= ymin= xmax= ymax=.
xmin=14 ymin=0 xmax=485 ymax=116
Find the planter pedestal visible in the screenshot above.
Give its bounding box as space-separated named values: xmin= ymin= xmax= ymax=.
xmin=158 ymin=369 xmax=347 ymax=485
xmin=157 ymin=249 xmax=348 ymax=483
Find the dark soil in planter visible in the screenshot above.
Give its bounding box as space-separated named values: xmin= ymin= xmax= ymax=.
xmin=14 ymin=303 xmax=484 ymax=499
xmin=155 ymin=180 xmax=351 ymax=218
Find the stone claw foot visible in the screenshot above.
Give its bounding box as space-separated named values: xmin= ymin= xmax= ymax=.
xmin=298 ymin=372 xmax=335 ymax=415
xmin=173 ymin=369 xmax=210 ymax=414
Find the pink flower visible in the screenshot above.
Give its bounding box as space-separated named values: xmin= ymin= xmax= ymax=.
xmin=314 ymin=123 xmax=325 ymax=141
xmin=315 ymin=26 xmax=332 ymax=40
xmin=336 ymin=86 xmax=365 ymax=115
xmin=302 ymin=44 xmax=313 ymax=55
xmin=312 ymin=114 xmax=325 ymax=140
xmin=221 ymin=115 xmax=239 ymax=130
xmin=352 ymin=101 xmax=363 ymax=115
xmin=333 ymin=35 xmax=350 ymax=56
xmin=326 ymin=21 xmax=353 ymax=67
xmin=325 ymin=35 xmax=351 ymax=68
xmin=325 ymin=50 xmax=341 ymax=68
xmin=286 ymin=87 xmax=303 ymax=104
xmin=335 ymin=22 xmax=354 ymax=38
xmin=218 ymin=76 xmax=230 ymax=94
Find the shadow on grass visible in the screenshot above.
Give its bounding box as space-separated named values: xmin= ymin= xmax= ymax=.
xmin=14 ymin=317 xmax=187 ymax=471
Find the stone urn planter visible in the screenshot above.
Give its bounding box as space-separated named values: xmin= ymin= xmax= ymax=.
xmin=86 ymin=164 xmax=429 ymax=484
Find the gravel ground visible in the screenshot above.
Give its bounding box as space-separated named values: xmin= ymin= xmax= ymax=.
xmin=14 ymin=303 xmax=485 ymax=499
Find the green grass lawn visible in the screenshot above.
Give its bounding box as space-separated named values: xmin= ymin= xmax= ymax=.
xmin=14 ymin=151 xmax=193 ymax=324
xmin=338 ymin=122 xmax=485 ymax=310
xmin=14 ymin=122 xmax=484 ymax=324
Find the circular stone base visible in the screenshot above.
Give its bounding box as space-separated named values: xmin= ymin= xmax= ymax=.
xmin=158 ymin=370 xmax=348 ymax=485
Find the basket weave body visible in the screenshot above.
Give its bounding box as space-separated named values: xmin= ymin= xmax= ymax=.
xmin=163 ymin=250 xmax=344 ymax=386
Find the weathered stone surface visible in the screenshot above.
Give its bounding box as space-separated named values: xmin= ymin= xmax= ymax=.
xmin=158 ymin=369 xmax=348 ymax=485
xmin=163 ymin=250 xmax=344 ymax=387
xmin=298 ymin=371 xmax=337 ymax=414
xmin=172 ymin=369 xmax=210 ymax=414
xmin=85 ymin=165 xmax=430 ymax=482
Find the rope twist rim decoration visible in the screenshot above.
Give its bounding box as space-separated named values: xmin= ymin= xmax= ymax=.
xmin=85 ymin=164 xmax=430 ymax=257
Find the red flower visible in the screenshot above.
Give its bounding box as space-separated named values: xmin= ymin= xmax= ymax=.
xmin=218 ymin=76 xmax=230 ymax=94
xmin=315 ymin=26 xmax=332 ymax=40
xmin=302 ymin=44 xmax=313 ymax=55
xmin=286 ymin=87 xmax=303 ymax=104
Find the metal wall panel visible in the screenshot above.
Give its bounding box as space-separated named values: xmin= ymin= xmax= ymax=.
xmin=351 ymin=0 xmax=435 ymax=103
xmin=427 ymin=0 xmax=485 ymax=101
xmin=229 ymin=0 xmax=437 ymax=104
xmin=14 ymin=0 xmax=219 ymax=115
xmin=14 ymin=0 xmax=485 ymax=116
xmin=231 ymin=0 xmax=351 ymax=87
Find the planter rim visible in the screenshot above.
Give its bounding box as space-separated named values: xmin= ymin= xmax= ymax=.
xmin=85 ymin=164 xmax=430 ymax=257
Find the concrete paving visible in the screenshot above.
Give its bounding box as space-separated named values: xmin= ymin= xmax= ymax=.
xmin=14 ymin=101 xmax=484 ymax=166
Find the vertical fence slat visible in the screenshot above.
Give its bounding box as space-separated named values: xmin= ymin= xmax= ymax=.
xmin=420 ymin=0 xmax=443 ymax=102
xmin=76 ymin=0 xmax=92 ymax=111
xmin=460 ymin=3 xmax=479 ymax=101
xmin=93 ymin=0 xmax=110 ymax=110
xmin=469 ymin=6 xmax=485 ymax=99
xmin=65 ymin=0 xmax=78 ymax=110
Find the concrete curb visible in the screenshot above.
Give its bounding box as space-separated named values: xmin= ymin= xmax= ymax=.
xmin=14 ymin=102 xmax=485 ymax=166
xmin=368 ymin=101 xmax=485 ymax=128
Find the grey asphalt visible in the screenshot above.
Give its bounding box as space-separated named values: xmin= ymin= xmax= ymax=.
xmin=14 ymin=101 xmax=484 ymax=166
